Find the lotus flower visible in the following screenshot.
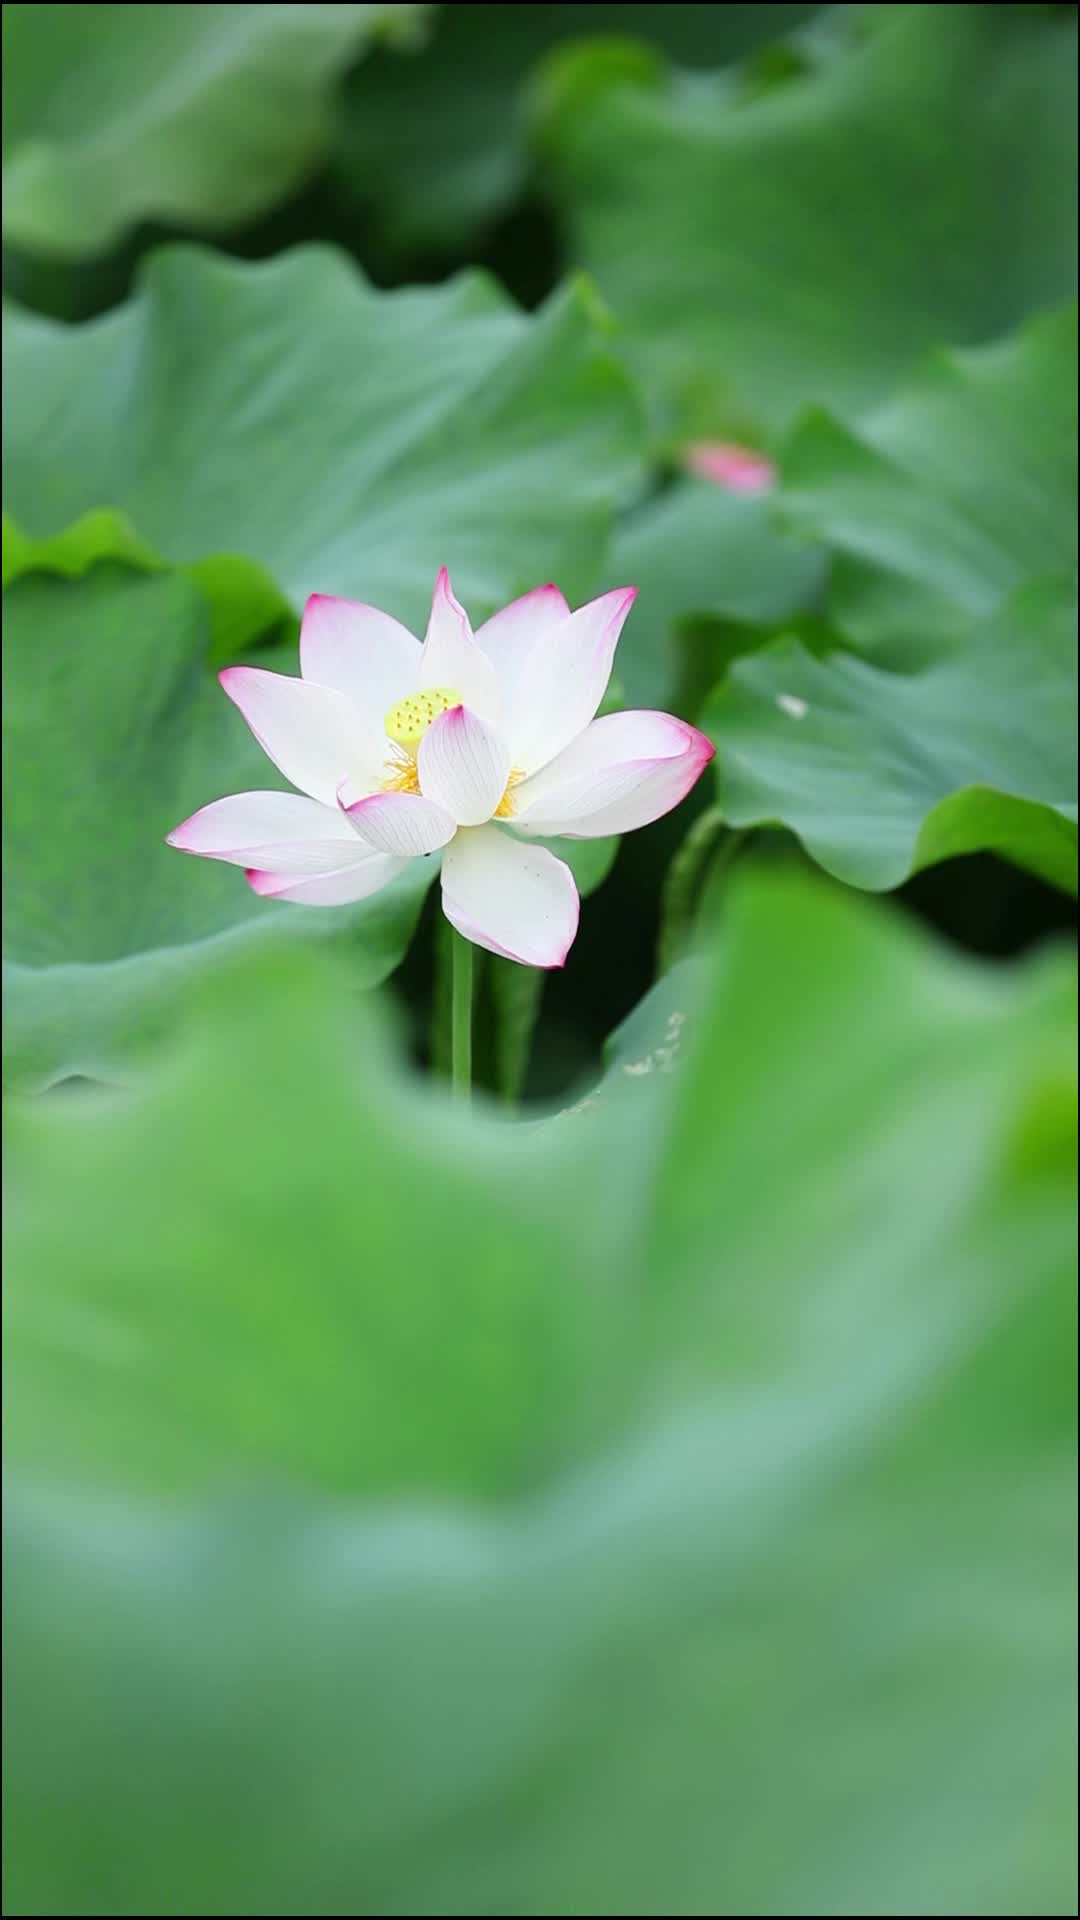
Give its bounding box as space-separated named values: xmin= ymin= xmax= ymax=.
xmin=683 ymin=442 xmax=776 ymax=495
xmin=168 ymin=571 xmax=714 ymax=968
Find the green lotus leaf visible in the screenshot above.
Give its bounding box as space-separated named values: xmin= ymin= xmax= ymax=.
xmin=4 ymin=873 xmax=1076 ymax=1913
xmin=2 ymin=2 xmax=432 ymax=257
xmin=2 ymin=559 xmax=432 ymax=1089
xmin=1 ymin=245 xmax=644 ymax=628
xmin=703 ymin=581 xmax=1078 ymax=895
xmin=535 ymin=4 xmax=1077 ymax=433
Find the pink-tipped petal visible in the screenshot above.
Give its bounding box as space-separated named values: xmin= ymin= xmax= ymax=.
xmin=247 ymin=855 xmax=409 ymax=907
xmin=473 ymin=582 xmax=571 ymax=706
xmin=166 ymin=790 xmax=362 ymax=871
xmin=440 ymin=826 xmax=579 ymax=969
xmin=342 ymin=789 xmax=456 ymax=858
xmin=417 ymin=704 xmax=512 ymax=827
xmin=418 ymin=567 xmax=500 ymax=725
xmin=219 ymin=666 xmax=379 ymax=805
xmin=505 ymin=587 xmax=637 ymax=777
xmin=683 ymin=441 xmax=776 ymax=494
xmin=299 ymin=594 xmax=421 ymax=750
xmin=513 ymin=711 xmax=714 ymax=839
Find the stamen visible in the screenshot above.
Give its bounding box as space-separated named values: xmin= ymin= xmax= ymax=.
xmin=495 ymin=769 xmax=524 ymax=819
xmin=382 ymin=746 xmax=422 ymax=795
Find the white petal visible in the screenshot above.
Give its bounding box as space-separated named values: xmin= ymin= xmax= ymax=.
xmin=299 ymin=594 xmax=421 ymax=753
xmin=473 ymin=583 xmax=570 ymax=709
xmin=247 ymin=856 xmax=408 ymax=906
xmin=505 ymin=587 xmax=637 ymax=776
xmin=417 ymin=567 xmax=500 ymax=725
xmin=167 ymin=789 xmax=364 ymax=872
xmin=341 ymin=789 xmax=456 ymax=858
xmin=441 ymin=826 xmax=579 ymax=969
xmin=513 ymin=711 xmax=715 ymax=838
xmin=417 ymin=705 xmax=512 ymax=827
xmin=219 ymin=667 xmax=378 ymax=805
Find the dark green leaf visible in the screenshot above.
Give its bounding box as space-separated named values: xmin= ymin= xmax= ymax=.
xmin=335 ymin=3 xmax=816 ymax=259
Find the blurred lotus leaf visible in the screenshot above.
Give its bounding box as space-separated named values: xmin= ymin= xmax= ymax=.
xmin=1 ymin=245 xmax=644 ymax=629
xmin=4 ymin=874 xmax=1076 ymax=1914
xmin=334 ymin=2 xmax=816 ymax=261
xmin=603 ymin=476 xmax=826 ymax=710
xmin=534 ymin=4 xmax=1078 ymax=433
xmin=780 ymin=304 xmax=1079 ymax=663
xmin=1 ymin=2 xmax=433 ymax=257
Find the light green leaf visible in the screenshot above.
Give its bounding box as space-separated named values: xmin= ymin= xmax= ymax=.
xmin=780 ymin=304 xmax=1079 ymax=661
xmin=535 ymin=4 xmax=1078 ymax=433
xmin=607 ymin=476 xmax=825 ymax=708
xmin=2 ymin=559 xmax=432 ymax=1089
xmin=4 ymin=875 xmax=1076 ymax=1914
xmin=335 ymin=2 xmax=815 ymax=259
xmin=2 ymin=508 xmax=291 ymax=659
xmin=2 ymin=506 xmax=160 ymax=582
xmin=702 ymin=582 xmax=1078 ymax=895
xmin=1 ymin=245 xmax=644 ymax=627
xmin=1 ymin=2 xmax=431 ymax=257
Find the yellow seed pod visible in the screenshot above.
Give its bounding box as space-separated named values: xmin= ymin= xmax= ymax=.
xmin=384 ymin=686 xmax=462 ymax=752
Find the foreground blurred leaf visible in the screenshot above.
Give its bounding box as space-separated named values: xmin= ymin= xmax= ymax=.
xmin=703 ymin=582 xmax=1078 ymax=895
xmin=781 ymin=304 xmax=1079 ymax=661
xmin=535 ymin=3 xmax=1078 ymax=432
xmin=1 ymin=245 xmax=643 ymax=627
xmin=606 ymin=475 xmax=825 ymax=709
xmin=4 ymin=875 xmax=1076 ymax=1914
xmin=2 ymin=560 xmax=431 ymax=1088
xmin=335 ymin=2 xmax=814 ymax=260
xmin=1 ymin=2 xmax=431 ymax=257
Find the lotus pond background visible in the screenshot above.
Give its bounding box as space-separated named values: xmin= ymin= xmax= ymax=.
xmin=2 ymin=5 xmax=1077 ymax=1915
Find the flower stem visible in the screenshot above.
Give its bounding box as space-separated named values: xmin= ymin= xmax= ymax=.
xmin=451 ymin=926 xmax=473 ymax=1102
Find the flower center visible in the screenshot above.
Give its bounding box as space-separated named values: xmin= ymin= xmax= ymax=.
xmin=384 ymin=686 xmax=462 ymax=752
xmin=380 ymin=684 xmax=521 ymax=817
